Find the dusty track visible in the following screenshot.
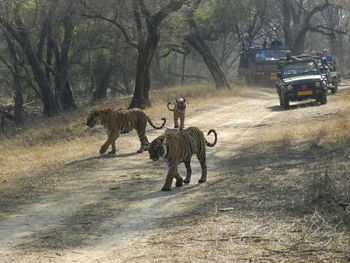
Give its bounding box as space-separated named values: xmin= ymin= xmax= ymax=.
xmin=1 ymin=84 xmax=349 ymax=262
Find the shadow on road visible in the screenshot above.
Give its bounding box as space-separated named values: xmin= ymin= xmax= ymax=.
xmin=267 ymin=101 xmax=320 ymax=112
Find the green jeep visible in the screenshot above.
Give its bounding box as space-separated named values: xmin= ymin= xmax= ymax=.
xmin=276 ymin=59 xmax=327 ymax=109
xmin=238 ymin=46 xmax=290 ymax=85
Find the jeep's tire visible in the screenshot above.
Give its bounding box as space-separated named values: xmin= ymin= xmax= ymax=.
xmin=330 ymin=84 xmax=338 ymax=94
xmin=319 ymin=90 xmax=327 ymax=104
xmin=282 ymin=93 xmax=289 ymax=109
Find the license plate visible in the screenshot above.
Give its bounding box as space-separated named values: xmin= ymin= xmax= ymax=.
xmin=298 ymin=90 xmax=312 ymax=96
xmin=270 ymin=73 xmax=277 ymax=80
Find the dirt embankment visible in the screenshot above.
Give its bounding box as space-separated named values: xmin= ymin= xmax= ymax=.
xmin=1 ymin=85 xmax=350 ymax=262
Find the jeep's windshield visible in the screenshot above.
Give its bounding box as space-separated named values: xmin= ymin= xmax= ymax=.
xmin=255 ymin=49 xmax=288 ymax=61
xmin=282 ymin=60 xmax=319 ymax=77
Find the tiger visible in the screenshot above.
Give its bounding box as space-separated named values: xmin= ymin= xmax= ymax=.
xmin=167 ymin=98 xmax=186 ymax=131
xmin=86 ymin=108 xmax=166 ymax=155
xmin=147 ymin=127 xmax=217 ymax=191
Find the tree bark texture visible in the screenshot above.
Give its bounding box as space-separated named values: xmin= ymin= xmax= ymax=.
xmin=129 ymin=0 xmax=185 ymax=109
xmin=4 ymin=32 xmax=23 ymax=124
xmin=185 ymin=0 xmax=230 ymax=89
xmin=3 ymin=19 xmax=59 ymax=116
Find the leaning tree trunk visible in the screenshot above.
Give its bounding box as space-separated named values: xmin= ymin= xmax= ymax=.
xmin=185 ymin=1 xmax=230 ymax=89
xmin=186 ymin=32 xmax=230 ymax=89
xmin=4 ymin=32 xmax=23 ymax=124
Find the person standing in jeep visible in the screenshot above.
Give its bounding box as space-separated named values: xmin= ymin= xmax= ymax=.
xmin=285 ymin=51 xmax=299 ymax=62
xmin=322 ymin=49 xmax=335 ymax=70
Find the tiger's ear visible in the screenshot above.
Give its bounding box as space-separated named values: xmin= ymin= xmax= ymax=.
xmin=183 ymin=98 xmax=186 ymax=103
xmin=175 ymin=98 xmax=179 ymax=103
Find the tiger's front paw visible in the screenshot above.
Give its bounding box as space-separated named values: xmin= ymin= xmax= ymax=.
xmin=108 ymin=150 xmax=116 ymax=154
xmin=198 ymin=179 xmax=207 ymax=184
xmin=137 ymin=149 xmax=144 ymax=153
xmin=99 ymin=146 xmax=108 ymax=154
xmin=184 ymin=178 xmax=191 ymax=184
xmin=175 ymin=177 xmax=183 ymax=187
xmin=161 ymin=185 xmax=172 ymax=191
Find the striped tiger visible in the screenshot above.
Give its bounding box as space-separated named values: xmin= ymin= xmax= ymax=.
xmin=167 ymin=98 xmax=186 ymax=131
xmin=86 ymin=108 xmax=166 ymax=154
xmin=148 ymin=127 xmax=217 ymax=191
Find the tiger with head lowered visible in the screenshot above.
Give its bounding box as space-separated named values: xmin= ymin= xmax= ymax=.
xmin=86 ymin=108 xmax=166 ymax=155
xmin=167 ymin=98 xmax=186 ymax=131
xmin=148 ymin=127 xmax=217 ymax=191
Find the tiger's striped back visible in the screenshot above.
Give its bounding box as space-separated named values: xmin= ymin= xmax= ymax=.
xmin=148 ymin=127 xmax=217 ymax=191
xmin=86 ymin=108 xmax=166 ymax=154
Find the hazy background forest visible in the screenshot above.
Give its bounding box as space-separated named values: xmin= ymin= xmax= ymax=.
xmin=0 ymin=0 xmax=350 ymax=128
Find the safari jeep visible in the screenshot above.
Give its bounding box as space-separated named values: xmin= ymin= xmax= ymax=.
xmin=313 ymin=56 xmax=341 ymax=94
xmin=276 ymin=59 xmax=327 ymax=109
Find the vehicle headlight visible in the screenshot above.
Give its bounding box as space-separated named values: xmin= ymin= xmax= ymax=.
xmin=287 ymin=85 xmax=293 ymax=90
xmin=315 ymin=81 xmax=321 ymax=87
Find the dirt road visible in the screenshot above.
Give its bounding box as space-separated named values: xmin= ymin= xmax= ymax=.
xmin=1 ymin=85 xmax=349 ymax=262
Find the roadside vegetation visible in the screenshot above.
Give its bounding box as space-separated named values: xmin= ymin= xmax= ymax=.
xmin=1 ymin=83 xmax=350 ymax=261
xmin=0 ymin=82 xmax=245 ymax=184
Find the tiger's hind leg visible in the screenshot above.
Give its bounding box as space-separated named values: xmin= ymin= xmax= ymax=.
xmin=197 ymin=154 xmax=207 ymax=184
xmin=108 ymin=133 xmax=120 ymax=154
xmin=175 ymin=170 xmax=183 ymax=187
xmin=136 ymin=128 xmax=149 ymax=153
xmin=183 ymin=160 xmax=192 ymax=184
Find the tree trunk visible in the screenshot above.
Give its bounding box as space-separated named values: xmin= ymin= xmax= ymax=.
xmin=151 ymin=49 xmax=168 ymax=87
xmin=185 ymin=0 xmax=230 ymax=89
xmin=129 ymin=19 xmax=160 ymax=108
xmin=186 ymin=32 xmax=230 ymax=89
xmin=92 ymin=61 xmax=113 ymax=103
xmin=53 ymin=16 xmax=77 ymax=111
xmin=129 ymin=47 xmax=154 ymax=109
xmin=13 ymin=74 xmax=23 ymax=124
xmin=291 ymin=29 xmax=307 ymax=55
xmin=1 ymin=18 xmax=59 ymax=116
xmin=128 ymin=0 xmax=185 ymax=109
xmin=119 ymin=62 xmax=131 ymax=94
xmin=181 ymin=52 xmax=186 ymax=84
xmin=60 ymin=80 xmax=77 ymax=111
xmin=4 ymin=32 xmax=23 ymax=124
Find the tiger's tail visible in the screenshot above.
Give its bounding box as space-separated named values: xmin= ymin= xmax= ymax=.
xmin=148 ymin=117 xmax=166 ymax=129
xmin=167 ymin=102 xmax=175 ymax=111
xmin=206 ymin=129 xmax=217 ymax=147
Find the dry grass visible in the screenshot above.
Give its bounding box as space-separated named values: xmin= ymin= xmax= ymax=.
xmin=0 ymin=82 xmax=250 ymax=184
xmin=251 ymin=89 xmax=350 ymax=152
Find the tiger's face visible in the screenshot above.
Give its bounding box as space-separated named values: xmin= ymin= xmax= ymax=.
xmin=86 ymin=111 xmax=100 ymax=128
xmin=176 ymin=98 xmax=186 ymax=111
xmin=148 ymin=138 xmax=166 ymax=161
